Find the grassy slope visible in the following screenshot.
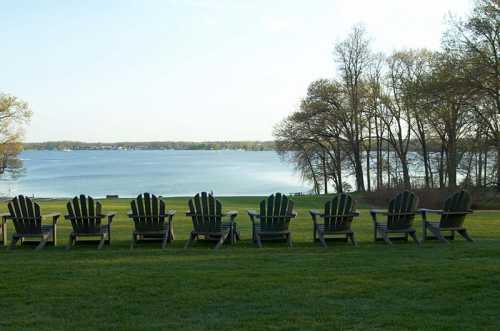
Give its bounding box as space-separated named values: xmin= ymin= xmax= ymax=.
xmin=1 ymin=195 xmax=499 ymax=330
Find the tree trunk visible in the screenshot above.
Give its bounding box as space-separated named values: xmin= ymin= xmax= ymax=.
xmin=322 ymin=151 xmax=328 ymax=195
xmin=401 ymin=157 xmax=411 ymax=189
xmin=477 ymin=147 xmax=483 ymax=187
xmin=447 ymin=140 xmax=457 ymax=189
xmin=335 ymin=137 xmax=343 ymax=193
xmin=352 ymin=141 xmax=365 ymax=192
xmin=439 ymin=145 xmax=445 ymax=189
xmin=496 ymin=142 xmax=500 ymax=191
xmin=366 ymin=118 xmax=372 ymax=192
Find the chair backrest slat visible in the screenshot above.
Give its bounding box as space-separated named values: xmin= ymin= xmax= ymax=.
xmin=130 ymin=193 xmax=166 ymax=232
xmin=324 ymin=193 xmax=355 ymax=231
xmin=67 ymin=195 xmax=102 ymax=234
xmin=8 ymin=195 xmax=42 ymax=234
xmin=259 ymin=193 xmax=294 ymax=232
xmin=387 ymin=191 xmax=417 ymax=230
xmin=440 ymin=190 xmax=471 ymax=228
xmin=188 ymin=192 xmax=223 ymax=233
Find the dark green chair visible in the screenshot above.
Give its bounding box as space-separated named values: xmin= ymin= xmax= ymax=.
xmin=4 ymin=195 xmax=60 ymax=250
xmin=370 ymin=191 xmax=420 ymax=245
xmin=65 ymin=195 xmax=116 ymax=250
xmin=420 ymin=190 xmax=473 ymax=243
xmin=248 ymin=193 xmax=297 ymax=248
xmin=310 ymin=193 xmax=359 ymax=247
xmin=185 ymin=192 xmax=239 ymax=250
xmin=128 ymin=193 xmax=175 ymax=249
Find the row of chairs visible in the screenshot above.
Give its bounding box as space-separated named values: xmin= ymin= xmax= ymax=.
xmin=0 ymin=190 xmax=473 ymax=250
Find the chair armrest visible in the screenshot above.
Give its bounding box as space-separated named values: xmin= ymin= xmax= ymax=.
xmin=247 ymin=210 xmax=259 ymax=217
xmin=225 ymin=210 xmax=238 ymax=221
xmin=419 ymin=209 xmax=443 ymax=215
xmin=43 ymin=213 xmax=61 ymax=224
xmin=442 ymin=211 xmax=473 ymax=215
xmin=165 ymin=210 xmax=176 ymax=222
xmin=165 ymin=210 xmax=176 ymax=216
xmin=310 ymin=209 xmax=322 ymax=225
xmin=370 ymin=209 xmax=384 ymax=224
xmin=310 ymin=209 xmax=324 ymax=217
xmin=103 ymin=212 xmax=116 ymax=224
xmin=247 ymin=210 xmax=260 ymax=224
xmin=43 ymin=212 xmax=61 ymax=218
xmin=370 ymin=209 xmax=388 ymax=216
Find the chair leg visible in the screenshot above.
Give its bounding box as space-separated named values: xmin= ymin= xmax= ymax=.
xmin=427 ymin=224 xmax=448 ymax=244
xmin=373 ymin=223 xmax=379 ymax=242
xmin=422 ymin=218 xmax=427 ymax=241
xmin=161 ymin=232 xmax=168 ymax=249
xmin=168 ymin=227 xmax=175 ymax=242
xmin=409 ymin=231 xmax=420 ymax=246
xmin=458 ymin=229 xmax=473 ymax=242
xmin=9 ymin=237 xmax=19 ymax=250
xmin=36 ymin=234 xmax=50 ymax=251
xmin=287 ymin=233 xmax=293 ymax=248
xmin=318 ymin=231 xmax=327 ymax=248
xmin=97 ymin=235 xmax=106 ymax=250
xmin=214 ymin=232 xmax=227 ymax=250
xmin=255 ymin=233 xmax=263 ymax=248
xmin=130 ymin=234 xmax=136 ymax=250
xmin=380 ymin=230 xmax=392 ymax=245
xmin=66 ymin=235 xmax=75 ymax=251
xmin=349 ymin=232 xmax=358 ymax=246
xmin=184 ymin=232 xmax=196 ymax=249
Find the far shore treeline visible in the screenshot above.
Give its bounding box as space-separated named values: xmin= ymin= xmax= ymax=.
xmin=23 ymin=141 xmax=276 ymax=151
xmin=274 ymin=0 xmax=499 ymax=194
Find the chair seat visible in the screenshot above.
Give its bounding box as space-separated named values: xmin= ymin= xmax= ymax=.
xmin=375 ymin=223 xmax=415 ymax=233
xmin=14 ymin=224 xmax=54 ymax=237
xmin=317 ymin=224 xmax=352 ymax=234
xmin=72 ymin=225 xmax=109 ymax=237
xmin=425 ymin=221 xmax=465 ymax=231
xmin=193 ymin=222 xmax=236 ymax=236
xmin=254 ymin=223 xmax=288 ymax=233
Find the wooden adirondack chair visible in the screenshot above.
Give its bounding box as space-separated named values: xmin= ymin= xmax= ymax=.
xmin=370 ymin=191 xmax=420 ymax=245
xmin=247 ymin=193 xmax=297 ymax=248
xmin=128 ymin=193 xmax=175 ymax=249
xmin=310 ymin=193 xmax=359 ymax=247
xmin=185 ymin=192 xmax=239 ymax=250
xmin=420 ymin=190 xmax=473 ymax=243
xmin=65 ymin=195 xmax=116 ymax=250
xmin=0 ymin=211 xmax=8 ymax=247
xmin=5 ymin=195 xmax=60 ymax=250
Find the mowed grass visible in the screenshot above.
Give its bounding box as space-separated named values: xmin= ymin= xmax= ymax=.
xmin=1 ymin=195 xmax=500 ymax=330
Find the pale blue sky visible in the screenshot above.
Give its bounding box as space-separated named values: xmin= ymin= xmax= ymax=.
xmin=0 ymin=0 xmax=472 ymax=142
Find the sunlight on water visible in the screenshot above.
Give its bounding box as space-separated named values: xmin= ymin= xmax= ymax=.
xmin=0 ymin=150 xmax=311 ymax=197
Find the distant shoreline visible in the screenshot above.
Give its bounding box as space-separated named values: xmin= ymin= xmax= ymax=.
xmin=23 ymin=141 xmax=275 ymax=151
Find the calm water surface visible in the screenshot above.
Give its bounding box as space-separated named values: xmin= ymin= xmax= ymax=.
xmin=1 ymin=150 xmax=309 ymax=197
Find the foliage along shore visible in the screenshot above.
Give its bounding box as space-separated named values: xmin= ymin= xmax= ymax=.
xmin=23 ymin=141 xmax=276 ymax=151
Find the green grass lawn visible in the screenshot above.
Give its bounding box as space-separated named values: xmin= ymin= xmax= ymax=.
xmin=1 ymin=195 xmax=500 ymax=330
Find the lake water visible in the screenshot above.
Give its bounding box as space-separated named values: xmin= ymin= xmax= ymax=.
xmin=0 ymin=150 xmax=310 ymax=197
